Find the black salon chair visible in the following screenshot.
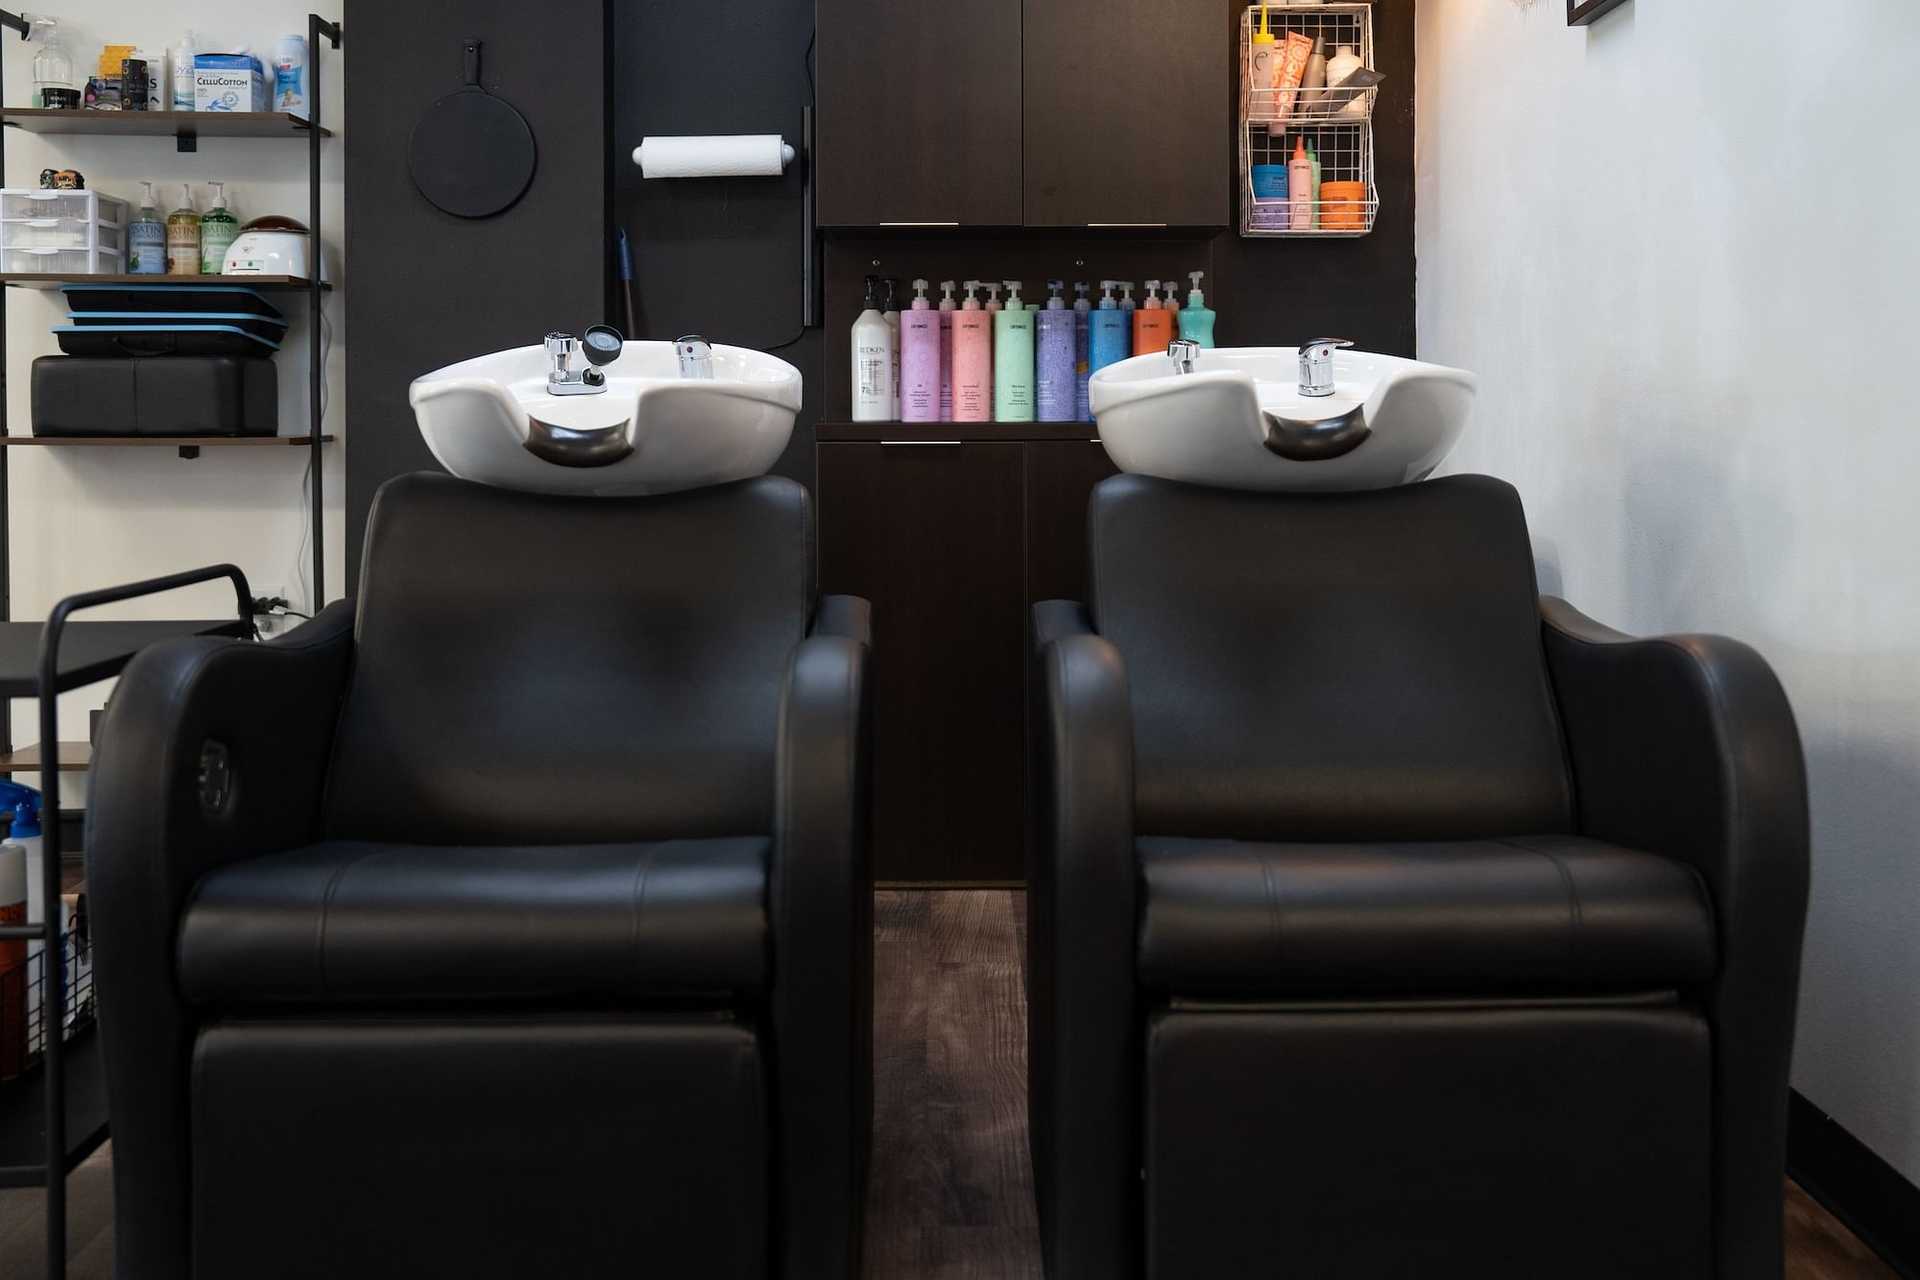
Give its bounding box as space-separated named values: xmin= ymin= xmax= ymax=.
xmin=1029 ymin=473 xmax=1808 ymax=1279
xmin=86 ymin=472 xmax=871 ymax=1280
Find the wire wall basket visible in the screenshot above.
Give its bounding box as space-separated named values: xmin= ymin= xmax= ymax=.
xmin=0 ymin=895 xmax=95 ymax=1085
xmin=1240 ymin=2 xmax=1379 ymax=239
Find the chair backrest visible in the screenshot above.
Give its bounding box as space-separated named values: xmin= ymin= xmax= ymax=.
xmin=1088 ymin=473 xmax=1572 ymax=841
xmin=325 ymin=472 xmax=814 ymax=844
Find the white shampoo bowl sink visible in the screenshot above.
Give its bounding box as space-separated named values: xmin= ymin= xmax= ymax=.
xmin=409 ymin=341 xmax=802 ymax=496
xmin=1088 ymin=346 xmax=1476 ymax=492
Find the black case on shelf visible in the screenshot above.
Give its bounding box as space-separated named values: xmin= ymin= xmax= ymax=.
xmin=52 ymin=326 xmax=281 ymax=358
xmin=30 ymin=356 xmax=278 ymax=437
xmin=59 ymin=283 xmax=288 ymax=321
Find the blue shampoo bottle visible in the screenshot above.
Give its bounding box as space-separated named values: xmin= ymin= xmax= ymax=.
xmin=1072 ymin=282 xmax=1093 ymax=422
xmin=1089 ymin=281 xmax=1130 ymax=393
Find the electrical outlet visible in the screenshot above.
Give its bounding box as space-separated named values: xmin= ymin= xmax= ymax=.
xmin=250 ymin=584 xmax=292 ymax=634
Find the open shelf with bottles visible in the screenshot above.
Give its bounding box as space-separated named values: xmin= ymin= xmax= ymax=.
xmin=1239 ymin=2 xmax=1379 ymax=239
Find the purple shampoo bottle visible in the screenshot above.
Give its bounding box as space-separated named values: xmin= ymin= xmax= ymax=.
xmin=900 ymin=278 xmax=942 ymax=423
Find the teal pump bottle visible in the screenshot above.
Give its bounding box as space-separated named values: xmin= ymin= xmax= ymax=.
xmin=993 ymin=279 xmax=1035 ymax=422
xmin=1177 ymin=270 xmax=1217 ymax=348
xmin=1088 ymin=281 xmax=1130 ymax=384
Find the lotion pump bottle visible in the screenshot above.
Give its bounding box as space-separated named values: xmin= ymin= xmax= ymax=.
xmin=1289 ymin=135 xmax=1315 ymax=231
xmin=993 ymin=280 xmax=1035 ymax=422
xmin=985 ymin=282 xmax=1004 ymax=314
xmin=851 ymin=275 xmax=895 ymax=422
xmin=901 ymin=278 xmax=942 ymax=423
xmin=165 ymin=184 xmax=201 ymax=276
xmin=1036 ymin=280 xmax=1076 ymax=423
xmin=1089 ymin=281 xmax=1130 ymax=384
xmin=1178 ymin=270 xmax=1217 ymax=348
xmin=952 ymin=283 xmax=993 ymax=422
xmin=1072 ymin=282 xmax=1093 ymax=422
xmin=937 ymin=280 xmax=958 ymax=421
xmin=1163 ymin=274 xmax=1182 ymax=324
xmin=1132 ymin=278 xmax=1173 ymax=356
xmin=129 ymin=181 xmax=166 ymax=275
xmin=882 ymin=278 xmax=902 ymax=418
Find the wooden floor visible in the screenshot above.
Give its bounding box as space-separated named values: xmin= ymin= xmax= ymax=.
xmin=0 ymin=889 xmax=1898 ymax=1279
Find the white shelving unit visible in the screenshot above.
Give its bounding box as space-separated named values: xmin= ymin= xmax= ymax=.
xmin=1239 ymin=2 xmax=1379 ymax=239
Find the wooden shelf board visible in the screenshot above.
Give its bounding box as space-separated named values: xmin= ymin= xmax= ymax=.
xmin=0 ymin=434 xmax=333 ymax=447
xmin=2 ymin=108 xmax=329 ymax=139
xmin=1 ymin=273 xmax=326 ymax=291
xmin=0 ymin=741 xmax=91 ymax=773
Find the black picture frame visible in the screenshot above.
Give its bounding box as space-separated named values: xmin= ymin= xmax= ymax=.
xmin=1569 ymin=0 xmax=1629 ymax=24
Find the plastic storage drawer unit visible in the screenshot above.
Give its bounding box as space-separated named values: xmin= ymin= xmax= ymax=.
xmin=1 ymin=189 xmax=130 ymax=274
xmin=30 ymin=356 xmax=278 ymax=437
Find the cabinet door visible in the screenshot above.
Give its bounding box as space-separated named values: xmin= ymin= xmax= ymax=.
xmin=818 ymin=441 xmax=1028 ymax=882
xmin=1021 ymin=0 xmax=1230 ymax=227
xmin=817 ymin=0 xmax=1024 ymax=227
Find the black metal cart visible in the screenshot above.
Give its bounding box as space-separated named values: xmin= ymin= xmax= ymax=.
xmin=0 ymin=568 xmax=255 ymax=1279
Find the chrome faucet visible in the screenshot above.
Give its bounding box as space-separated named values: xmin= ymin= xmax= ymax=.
xmin=1167 ymin=338 xmax=1201 ymax=374
xmin=1298 ymin=338 xmax=1353 ymax=398
xmin=675 ymin=334 xmax=715 ymax=380
xmin=545 ymin=324 xmax=624 ymax=396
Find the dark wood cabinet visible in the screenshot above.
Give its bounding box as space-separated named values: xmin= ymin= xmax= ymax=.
xmin=816 ymin=0 xmax=1229 ymax=229
xmin=818 ymin=440 xmax=1029 ymax=882
xmin=1020 ymin=0 xmax=1231 ymax=227
xmin=1025 ymin=439 xmax=1120 ymax=604
xmin=817 ymin=430 xmax=1118 ymax=883
xmin=816 ymin=0 xmax=1024 ymax=227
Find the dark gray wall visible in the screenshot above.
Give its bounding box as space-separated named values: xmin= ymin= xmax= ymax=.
xmin=343 ymin=0 xmax=610 ymax=589
xmin=612 ymin=2 xmax=820 ymax=486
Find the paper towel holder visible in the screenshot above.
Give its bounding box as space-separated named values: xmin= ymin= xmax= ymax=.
xmin=631 ymin=135 xmax=796 ymax=178
xmin=629 ymin=121 xmax=820 ymax=331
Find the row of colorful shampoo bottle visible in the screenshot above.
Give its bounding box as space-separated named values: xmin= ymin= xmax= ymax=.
xmin=886 ymin=274 xmax=1216 ymax=425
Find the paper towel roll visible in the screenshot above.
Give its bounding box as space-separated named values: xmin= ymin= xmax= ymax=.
xmin=634 ymin=135 xmax=796 ymax=178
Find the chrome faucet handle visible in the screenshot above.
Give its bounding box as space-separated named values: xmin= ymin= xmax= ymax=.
xmin=1298 ymin=337 xmax=1353 ymax=398
xmin=545 ymin=331 xmax=580 ymax=380
xmin=1167 ymin=338 xmax=1201 ymax=374
xmin=675 ymin=334 xmax=715 ymax=380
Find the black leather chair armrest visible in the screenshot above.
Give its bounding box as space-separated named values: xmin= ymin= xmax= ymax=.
xmin=1030 ymin=626 xmax=1137 ymax=1280
xmin=812 ymin=593 xmax=872 ymax=647
xmin=82 ymin=598 xmax=355 ymax=1280
xmin=1540 ymin=595 xmax=1808 ymax=1279
xmin=771 ymin=623 xmax=873 ymax=1279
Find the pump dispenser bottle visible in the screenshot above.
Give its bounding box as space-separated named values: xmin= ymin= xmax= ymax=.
xmin=1178 ymin=271 xmax=1216 ymax=348
xmin=851 ymin=275 xmax=895 ymax=422
xmin=937 ymin=280 xmax=958 ymax=421
xmin=1089 ymin=281 xmax=1130 ymax=387
xmin=901 ymin=279 xmax=941 ymax=423
xmin=165 ymin=185 xmax=201 ymax=276
xmin=1072 ymin=282 xmax=1093 ymax=422
xmin=952 ymin=283 xmax=992 ymax=422
xmin=199 ymin=181 xmax=238 ymax=274
xmin=985 ymin=282 xmax=1004 ymax=315
xmin=1163 ymin=276 xmax=1182 ymax=327
xmin=882 ymin=278 xmax=902 ymax=418
xmin=129 ymin=181 xmax=166 ymax=275
xmin=1132 ymin=278 xmax=1173 ymax=356
xmin=993 ymin=281 xmax=1035 ymax=422
xmin=1036 ymin=280 xmax=1076 ymax=422
xmin=1117 ymin=282 xmax=1137 ymax=317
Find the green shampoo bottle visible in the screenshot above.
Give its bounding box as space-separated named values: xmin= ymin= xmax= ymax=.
xmin=1177 ymin=270 xmax=1217 ymax=348
xmin=993 ymin=279 xmax=1035 ymax=421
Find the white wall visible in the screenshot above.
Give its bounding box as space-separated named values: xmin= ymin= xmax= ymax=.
xmin=1418 ymin=0 xmax=1920 ymax=1180
xmin=3 ymin=0 xmax=345 ymax=762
